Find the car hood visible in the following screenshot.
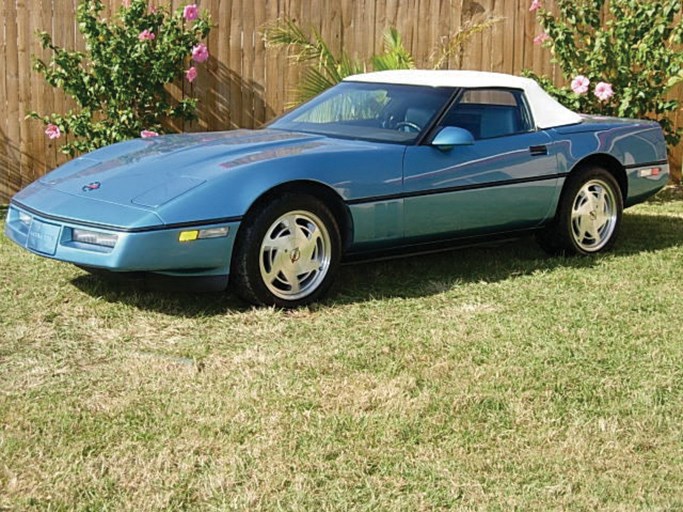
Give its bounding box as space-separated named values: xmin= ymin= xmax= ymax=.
xmin=32 ymin=129 xmax=338 ymax=208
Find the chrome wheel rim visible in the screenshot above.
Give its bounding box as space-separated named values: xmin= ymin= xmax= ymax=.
xmin=571 ymin=179 xmax=617 ymax=252
xmin=259 ymin=210 xmax=331 ymax=301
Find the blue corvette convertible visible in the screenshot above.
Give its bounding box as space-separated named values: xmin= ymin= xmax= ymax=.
xmin=5 ymin=70 xmax=670 ymax=306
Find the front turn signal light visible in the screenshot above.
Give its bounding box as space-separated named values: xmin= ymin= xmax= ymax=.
xmin=178 ymin=230 xmax=199 ymax=242
xmin=179 ymin=227 xmax=229 ymax=242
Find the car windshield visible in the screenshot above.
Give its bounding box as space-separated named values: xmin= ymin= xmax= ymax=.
xmin=269 ymin=81 xmax=454 ymax=144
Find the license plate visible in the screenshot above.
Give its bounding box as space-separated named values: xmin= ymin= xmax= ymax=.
xmin=27 ymin=219 xmax=61 ymax=255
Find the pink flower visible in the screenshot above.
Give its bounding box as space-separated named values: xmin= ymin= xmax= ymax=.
xmin=45 ymin=124 xmax=61 ymax=139
xmin=594 ymin=82 xmax=614 ymax=101
xmin=185 ymin=66 xmax=198 ymax=83
xmin=140 ymin=130 xmax=159 ymax=138
xmin=191 ymin=43 xmax=209 ymax=63
xmin=533 ymin=32 xmax=550 ymax=45
xmin=183 ymin=4 xmax=199 ymax=21
xmin=571 ymin=75 xmax=590 ymax=95
xmin=138 ymin=29 xmax=155 ymax=41
xmin=529 ymin=0 xmax=542 ymax=12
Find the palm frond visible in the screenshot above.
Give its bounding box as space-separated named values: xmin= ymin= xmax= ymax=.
xmin=370 ymin=27 xmax=415 ymax=71
xmin=264 ymin=18 xmax=365 ymax=103
xmin=335 ymin=53 xmax=365 ymax=81
xmin=430 ymin=15 xmax=505 ymax=69
xmin=263 ymin=18 xmax=325 ymax=63
xmin=292 ymin=67 xmax=338 ymax=106
xmin=668 ymin=70 xmax=683 ymax=89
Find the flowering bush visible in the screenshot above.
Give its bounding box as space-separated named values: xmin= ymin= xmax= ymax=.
xmin=525 ymin=0 xmax=683 ymax=146
xmin=29 ymin=0 xmax=210 ymax=156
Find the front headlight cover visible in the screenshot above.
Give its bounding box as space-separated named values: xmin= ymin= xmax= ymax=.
xmin=72 ymin=228 xmax=118 ymax=248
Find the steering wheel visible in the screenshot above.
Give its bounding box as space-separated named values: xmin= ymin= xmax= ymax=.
xmin=395 ymin=121 xmax=422 ymax=133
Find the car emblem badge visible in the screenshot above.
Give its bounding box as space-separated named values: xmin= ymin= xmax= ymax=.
xmin=82 ymin=181 xmax=101 ymax=192
xmin=290 ymin=248 xmax=301 ymax=263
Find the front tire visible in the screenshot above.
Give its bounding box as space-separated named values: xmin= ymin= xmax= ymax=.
xmin=231 ymin=193 xmax=341 ymax=307
xmin=537 ymin=166 xmax=623 ymax=256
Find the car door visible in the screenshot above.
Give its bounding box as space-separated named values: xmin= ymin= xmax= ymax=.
xmin=403 ymin=88 xmax=560 ymax=240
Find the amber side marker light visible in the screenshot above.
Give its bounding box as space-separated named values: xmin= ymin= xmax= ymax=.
xmin=178 ymin=227 xmax=229 ymax=242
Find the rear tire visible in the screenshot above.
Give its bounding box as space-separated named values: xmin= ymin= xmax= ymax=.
xmin=231 ymin=193 xmax=341 ymax=307
xmin=537 ymin=166 xmax=623 ymax=256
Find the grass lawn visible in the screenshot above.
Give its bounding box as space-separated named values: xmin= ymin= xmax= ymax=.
xmin=1 ymin=199 xmax=682 ymax=510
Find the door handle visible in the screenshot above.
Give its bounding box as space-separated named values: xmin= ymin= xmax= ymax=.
xmin=529 ymin=145 xmax=548 ymax=156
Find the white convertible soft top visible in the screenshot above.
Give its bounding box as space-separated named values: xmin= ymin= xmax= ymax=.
xmin=344 ymin=70 xmax=582 ymax=130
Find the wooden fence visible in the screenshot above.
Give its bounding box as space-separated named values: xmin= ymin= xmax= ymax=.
xmin=1 ymin=0 xmax=681 ymax=202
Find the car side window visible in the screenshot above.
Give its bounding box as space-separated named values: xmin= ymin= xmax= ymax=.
xmin=438 ymin=88 xmax=534 ymax=140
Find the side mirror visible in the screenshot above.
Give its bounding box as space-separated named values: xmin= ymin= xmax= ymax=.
xmin=431 ymin=126 xmax=475 ymax=150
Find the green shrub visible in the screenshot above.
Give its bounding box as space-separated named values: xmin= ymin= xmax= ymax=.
xmin=525 ymin=0 xmax=683 ymax=146
xmin=30 ymin=0 xmax=211 ymax=156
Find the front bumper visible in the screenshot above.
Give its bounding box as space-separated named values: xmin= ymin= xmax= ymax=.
xmin=4 ymin=203 xmax=239 ymax=278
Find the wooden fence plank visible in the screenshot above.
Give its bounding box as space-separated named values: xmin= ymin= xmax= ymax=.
xmin=251 ymin=0 xmax=266 ymax=126
xmin=239 ymin=0 xmax=255 ymax=127
xmin=4 ymin=0 xmax=22 ymax=195
xmin=0 ymin=0 xmax=15 ymax=201
xmin=214 ymin=0 xmax=233 ymax=130
xmin=228 ymin=0 xmax=242 ymax=128
xmin=38 ymin=0 xmax=57 ymax=173
xmin=17 ymin=0 xmax=38 ymax=185
xmin=263 ymin=0 xmax=282 ymax=117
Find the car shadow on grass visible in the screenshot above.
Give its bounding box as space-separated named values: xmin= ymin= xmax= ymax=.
xmin=70 ymin=211 xmax=683 ymax=316
xmin=333 ymin=211 xmax=683 ymax=302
